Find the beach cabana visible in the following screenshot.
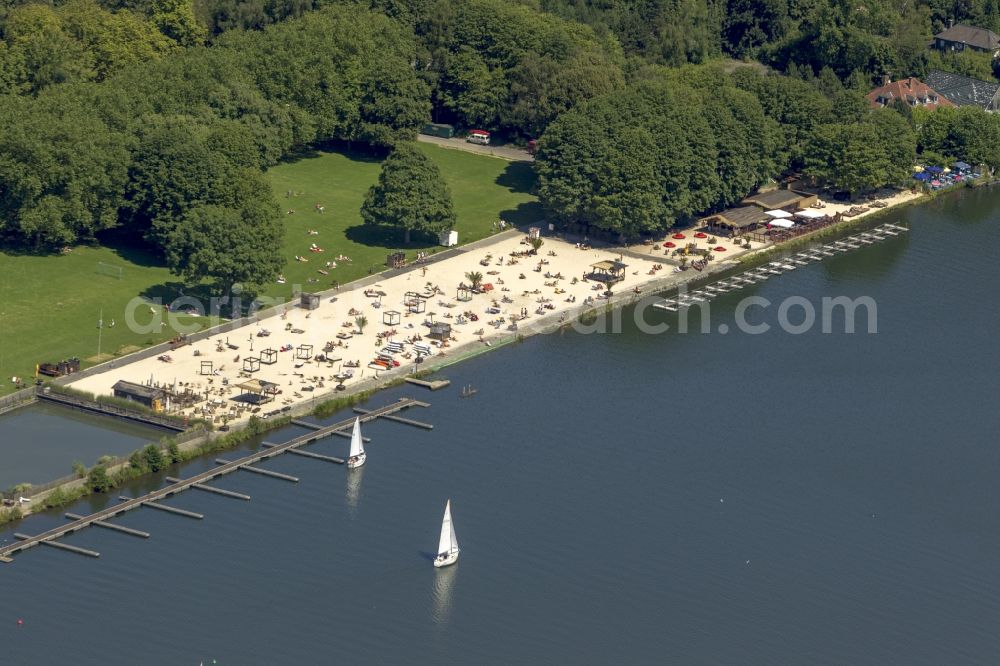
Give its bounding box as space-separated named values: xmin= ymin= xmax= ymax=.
xmin=243 ymin=357 xmax=261 ymax=373
xmin=382 ymin=310 xmax=401 ymax=326
xmin=295 ymin=344 xmax=313 ymax=360
xmin=300 ymin=293 xmax=320 ymax=310
xmin=699 ymin=206 xmax=769 ymax=237
xmin=428 ymin=322 xmax=452 ymax=341
xmin=587 ymin=260 xmax=627 ymax=285
xmin=199 ymin=360 xmax=213 ymax=375
xmin=234 ymin=378 xmax=279 ymax=405
xmin=260 ymin=348 xmax=278 ymax=365
xmin=404 ymin=291 xmax=427 ymax=314
xmin=386 ymin=252 xmax=406 ymax=269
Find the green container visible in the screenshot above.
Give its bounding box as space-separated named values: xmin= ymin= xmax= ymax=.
xmin=421 ymin=123 xmax=455 ymax=139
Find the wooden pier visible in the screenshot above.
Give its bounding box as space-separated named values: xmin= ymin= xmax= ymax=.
xmin=405 ymin=377 xmax=451 ymax=391
xmin=653 ymin=223 xmax=907 ymax=312
xmin=0 ymin=397 xmax=429 ymax=563
xmin=353 ymin=405 xmax=434 ymax=430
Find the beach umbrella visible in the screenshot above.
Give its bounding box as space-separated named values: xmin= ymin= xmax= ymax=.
xmin=672 ymin=233 xmax=686 ymax=239
xmin=694 ymin=232 xmax=707 ymax=239
xmin=713 ymin=246 xmax=726 ymax=252
xmin=664 ymin=241 xmax=676 ymax=248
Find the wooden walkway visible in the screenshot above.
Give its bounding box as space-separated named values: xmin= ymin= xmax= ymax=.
xmin=653 ymin=223 xmax=908 ymax=312
xmin=37 ymin=390 xmax=187 ymax=431
xmin=0 ymin=397 xmax=429 ymax=563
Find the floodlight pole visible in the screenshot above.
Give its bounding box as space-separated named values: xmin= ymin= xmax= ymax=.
xmin=97 ymin=308 xmax=103 ymax=358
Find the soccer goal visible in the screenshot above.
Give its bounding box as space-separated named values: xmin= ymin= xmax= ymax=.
xmin=96 ymin=261 xmax=123 ymax=280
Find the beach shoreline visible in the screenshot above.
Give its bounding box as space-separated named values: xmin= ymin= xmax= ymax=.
xmin=2 ymin=186 xmax=926 ymax=521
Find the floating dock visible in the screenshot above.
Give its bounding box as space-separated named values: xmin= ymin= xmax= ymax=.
xmin=404 ymin=377 xmax=451 ymax=391
xmin=0 ymin=397 xmax=429 ymax=563
xmin=653 ymin=223 xmax=907 ymax=312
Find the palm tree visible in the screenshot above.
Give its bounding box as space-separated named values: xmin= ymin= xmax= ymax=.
xmin=465 ymin=271 xmax=484 ymax=291
xmin=528 ymin=237 xmax=544 ymax=254
xmin=355 ymin=315 xmax=368 ymax=335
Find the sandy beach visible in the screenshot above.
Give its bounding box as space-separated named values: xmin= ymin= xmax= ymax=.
xmin=67 ymin=187 xmax=921 ymax=425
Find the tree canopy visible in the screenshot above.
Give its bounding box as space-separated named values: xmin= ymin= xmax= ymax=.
xmin=361 ymin=143 xmax=456 ymax=244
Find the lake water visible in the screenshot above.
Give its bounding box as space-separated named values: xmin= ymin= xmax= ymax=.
xmin=0 ymin=403 xmax=171 ymax=489
xmin=2 ymin=188 xmax=1000 ymax=664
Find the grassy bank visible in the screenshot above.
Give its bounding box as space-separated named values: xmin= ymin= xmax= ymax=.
xmin=0 ymin=144 xmax=540 ymax=397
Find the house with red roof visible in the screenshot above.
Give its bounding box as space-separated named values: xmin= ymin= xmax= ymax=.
xmin=865 ymin=77 xmax=955 ymax=111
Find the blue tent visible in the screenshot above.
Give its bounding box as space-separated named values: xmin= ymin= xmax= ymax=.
xmin=913 ymin=172 xmax=931 ymax=181
xmin=925 ymin=165 xmax=944 ymax=174
xmin=952 ymin=161 xmax=972 ymax=172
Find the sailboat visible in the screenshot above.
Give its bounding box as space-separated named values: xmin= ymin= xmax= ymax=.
xmin=434 ymin=499 xmax=460 ymax=568
xmin=460 ymin=384 xmax=478 ymax=398
xmin=346 ymin=417 xmax=366 ymax=469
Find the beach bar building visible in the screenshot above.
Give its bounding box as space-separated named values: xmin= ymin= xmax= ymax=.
xmin=699 ymin=206 xmax=769 ymax=237
xmin=112 ymin=380 xmax=168 ymax=412
xmin=587 ymin=260 xmax=627 ymax=285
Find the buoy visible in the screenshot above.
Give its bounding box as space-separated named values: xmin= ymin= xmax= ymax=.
xmin=16 ymin=619 xmax=24 ymax=626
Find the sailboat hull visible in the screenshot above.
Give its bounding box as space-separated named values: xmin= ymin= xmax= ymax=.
xmin=433 ymin=550 xmax=459 ymax=568
xmin=347 ymin=452 xmax=366 ymax=469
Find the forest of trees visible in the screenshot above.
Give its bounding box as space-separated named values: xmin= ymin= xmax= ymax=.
xmin=1 ymin=0 xmax=999 ymax=288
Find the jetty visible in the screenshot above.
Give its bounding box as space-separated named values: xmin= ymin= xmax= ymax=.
xmin=0 ymin=397 xmax=429 ymax=563
xmin=405 ymin=377 xmax=451 ymax=391
xmin=653 ymin=223 xmax=907 ymax=312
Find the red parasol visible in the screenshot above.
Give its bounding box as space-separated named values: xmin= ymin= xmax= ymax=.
xmin=713 ymin=246 xmax=726 ymax=252
xmin=664 ymin=241 xmax=676 ymax=248
xmin=694 ymin=232 xmax=707 ymax=239
xmin=672 ymin=233 xmax=686 ymax=239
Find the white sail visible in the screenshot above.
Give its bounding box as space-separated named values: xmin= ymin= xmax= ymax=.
xmin=438 ymin=500 xmax=456 ymax=555
xmin=349 ymin=418 xmax=364 ymax=458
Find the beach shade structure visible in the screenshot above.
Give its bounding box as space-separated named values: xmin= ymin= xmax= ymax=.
xmin=260 ymin=348 xmax=278 ymax=365
xmin=672 ymin=233 xmax=686 ymax=239
xmin=925 ymin=165 xmax=944 ymax=174
xmin=931 ymin=179 xmax=942 ymax=186
xmin=386 ymin=252 xmax=406 ymax=269
xmin=456 ymin=286 xmax=473 ymax=302
xmin=694 ymin=232 xmax=708 ymax=238
xmin=913 ymin=172 xmax=931 ymax=182
xmin=235 ymin=378 xmax=279 ymax=404
xmin=404 ymin=291 xmax=427 ymax=314
xmin=243 ymin=357 xmax=261 ymax=374
xmin=199 ymin=360 xmax=213 ymax=375
xmin=295 ymin=344 xmax=313 ymax=360
xmin=428 ymin=322 xmax=452 ymax=341
xmin=664 ymin=241 xmax=676 ymax=248
xmin=713 ymin=246 xmax=727 ymax=252
xmin=300 ymin=292 xmax=320 ymax=310
xmin=587 ymin=259 xmax=628 ymax=285
xmin=382 ymin=310 xmax=401 ymax=326
xmin=953 ymin=161 xmax=972 ymax=172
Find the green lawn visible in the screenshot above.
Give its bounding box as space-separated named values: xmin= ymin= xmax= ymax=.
xmin=0 ymin=144 xmax=539 ymax=395
xmin=266 ymin=143 xmax=539 ymax=294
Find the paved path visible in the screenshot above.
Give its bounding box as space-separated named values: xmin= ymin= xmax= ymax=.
xmin=416 ymin=134 xmax=534 ymax=162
